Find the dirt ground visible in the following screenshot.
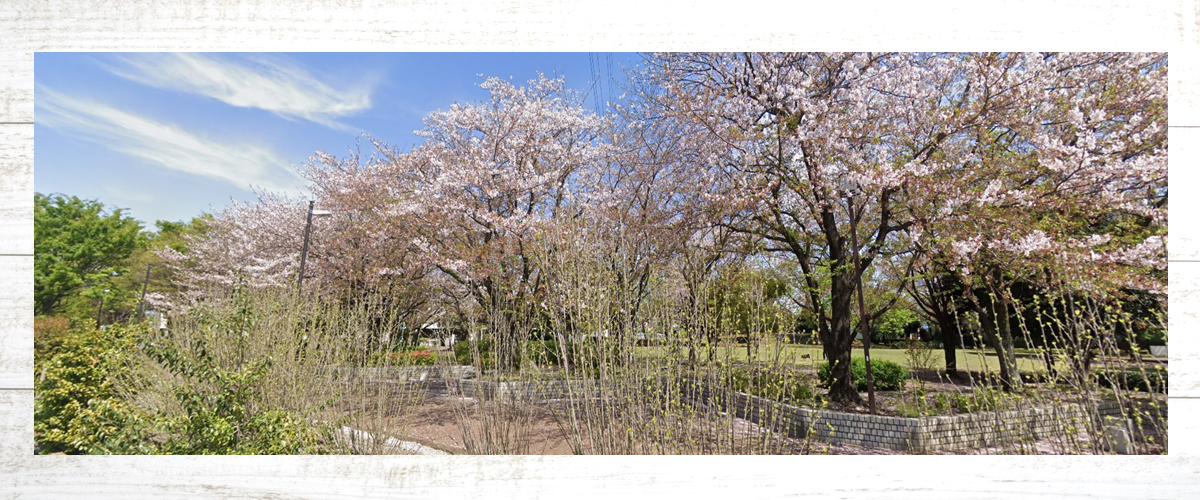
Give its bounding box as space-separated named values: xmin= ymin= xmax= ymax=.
xmin=388 ymin=389 xmax=902 ymax=455
xmin=404 ymin=390 xmax=577 ymax=455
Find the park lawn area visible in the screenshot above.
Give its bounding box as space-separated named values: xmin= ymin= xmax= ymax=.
xmin=634 ymin=343 xmax=1052 ymax=374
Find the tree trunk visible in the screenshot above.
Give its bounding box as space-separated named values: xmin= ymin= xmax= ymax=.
xmin=935 ymin=311 xmax=960 ymax=376
xmin=994 ymin=282 xmax=1020 ymax=391
xmin=824 ymin=271 xmax=862 ymax=404
xmin=826 ymin=344 xmax=858 ymax=404
xmin=978 ymin=304 xmax=1009 ymax=389
xmin=979 ymin=270 xmax=1021 ymax=392
xmin=483 ymin=279 xmax=521 ymax=372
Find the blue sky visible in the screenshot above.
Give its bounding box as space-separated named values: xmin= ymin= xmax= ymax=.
xmin=35 ymin=53 xmax=639 ymax=227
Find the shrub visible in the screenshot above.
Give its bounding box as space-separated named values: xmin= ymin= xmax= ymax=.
xmin=404 ymin=350 xmax=437 ymax=366
xmin=933 ymin=392 xmax=952 ymax=413
xmin=818 ymin=358 xmax=908 ymax=392
xmin=454 ymin=337 xmax=622 ymax=373
xmin=34 ymin=316 xmax=72 ymax=360
xmin=875 ymin=308 xmax=922 ymax=345
xmin=453 ymin=340 xmax=471 ymax=364
xmin=905 ymin=390 xmax=999 ymax=417
xmin=454 ymin=338 xmax=486 ymax=364
xmin=519 ymin=341 xmax=611 ymax=378
xmin=962 ymin=388 xmax=1010 ymax=412
xmin=527 ymin=339 xmax=567 ymax=366
xmin=152 ymin=361 xmax=321 ymax=454
xmin=726 ymin=367 xmax=814 ymax=404
xmin=567 ymin=338 xmax=622 ymax=375
xmin=34 ymin=322 xmax=148 ymax=454
xmin=379 ymin=345 xmax=438 ymax=366
xmin=1139 ymin=326 xmax=1166 ymax=346
xmin=129 ymin=285 xmax=329 ymax=454
xmin=454 ymin=339 xmax=506 ymax=370
xmin=1095 ymin=367 xmax=1167 ymax=393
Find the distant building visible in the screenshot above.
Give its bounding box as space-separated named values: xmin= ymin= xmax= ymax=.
xmin=145 ymin=310 xmax=168 ymax=333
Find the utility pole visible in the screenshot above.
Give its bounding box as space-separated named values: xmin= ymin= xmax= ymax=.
xmin=298 ymin=201 xmax=316 ymax=292
xmin=97 ymin=289 xmax=109 ymax=327
xmin=137 ymin=264 xmax=152 ymax=321
xmin=846 ymin=186 xmax=877 ymax=414
xmin=297 ymin=201 xmax=333 ymax=293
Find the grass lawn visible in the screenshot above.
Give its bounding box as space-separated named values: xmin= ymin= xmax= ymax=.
xmin=635 ymin=343 xmax=1055 ymax=374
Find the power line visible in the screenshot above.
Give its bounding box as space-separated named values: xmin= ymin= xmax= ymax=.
xmin=607 ymin=52 xmax=616 ymax=106
xmin=589 ymin=52 xmax=605 ymax=112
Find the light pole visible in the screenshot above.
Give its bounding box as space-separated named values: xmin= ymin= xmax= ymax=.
xmin=97 ymin=288 xmax=110 ymax=326
xmin=841 ymin=180 xmax=877 ymax=414
xmin=137 ymin=264 xmax=152 ymax=321
xmin=297 ymin=201 xmax=333 ymax=293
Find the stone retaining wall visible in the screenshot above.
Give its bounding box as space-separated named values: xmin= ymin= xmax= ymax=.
xmin=458 ymin=379 xmax=603 ymax=400
xmin=333 ymin=365 xmax=474 ymax=382
xmin=684 ymin=381 xmax=1131 ymax=453
xmin=680 ymin=381 xmax=918 ymax=450
xmin=914 ymin=404 xmax=1089 ymax=452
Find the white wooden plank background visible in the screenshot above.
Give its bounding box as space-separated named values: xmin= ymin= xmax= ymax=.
xmin=1 ymin=0 xmax=1198 ymax=497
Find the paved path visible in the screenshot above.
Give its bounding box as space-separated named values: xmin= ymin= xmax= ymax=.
xmin=337 ymin=425 xmax=451 ymax=455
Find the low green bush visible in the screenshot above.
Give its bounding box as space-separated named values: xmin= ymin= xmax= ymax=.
xmin=151 ymin=360 xmax=321 ymax=454
xmin=381 ymin=349 xmax=437 ymax=366
xmin=34 ymin=322 xmax=147 ymax=454
xmin=900 ymin=388 xmax=1016 ymax=417
xmin=818 ymin=358 xmax=908 ymax=392
xmin=726 ymin=367 xmax=814 ymax=404
xmin=1095 ymin=366 xmax=1167 ymax=393
xmin=376 ymin=344 xmax=438 ymax=366
xmin=1140 ymin=327 xmax=1166 ymax=346
xmin=34 ymin=316 xmax=72 ymax=360
xmin=453 ymin=339 xmax=506 ymax=370
xmin=526 ymin=339 xmax=567 ymax=366
xmin=453 ymin=339 xmax=485 ymax=364
xmin=37 ymin=320 xmax=322 ymax=455
xmin=454 ymin=337 xmax=621 ymax=373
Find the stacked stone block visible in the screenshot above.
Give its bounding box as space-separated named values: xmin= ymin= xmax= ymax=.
xmin=683 ymin=380 xmax=1126 ymax=453
xmin=913 ymin=404 xmax=1089 ymax=452
xmin=334 ymin=365 xmax=474 ymax=382
xmin=458 ymin=379 xmax=603 ymax=400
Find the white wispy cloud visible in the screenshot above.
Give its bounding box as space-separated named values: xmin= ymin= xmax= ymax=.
xmin=101 ymin=53 xmax=372 ymax=131
xmin=37 ymin=87 xmax=306 ymax=195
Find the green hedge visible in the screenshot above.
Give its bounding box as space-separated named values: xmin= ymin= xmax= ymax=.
xmin=454 ymin=338 xmax=619 ymax=373
xmin=453 ymin=339 xmax=495 ymax=368
xmin=526 ymin=340 xmax=568 ymax=366
xmin=34 ymin=322 xmax=146 ymax=454
xmin=818 ymin=358 xmax=908 ymax=392
xmin=726 ymin=367 xmax=814 ymax=404
xmin=931 ymin=388 xmax=1007 ymax=414
xmin=1095 ymin=366 xmax=1167 ymax=393
xmin=377 ymin=345 xmax=438 ymax=366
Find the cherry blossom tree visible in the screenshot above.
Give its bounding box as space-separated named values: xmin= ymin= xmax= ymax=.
xmin=301 ymin=147 xmax=439 ymax=341
xmin=366 ymin=75 xmax=610 ymax=368
xmin=159 ymin=54 xmax=1165 ymax=400
xmin=638 ymin=53 xmax=972 ymax=403
xmin=157 ymin=191 xmax=307 ymax=305
xmin=904 ymin=251 xmax=972 ymax=377
xmin=638 ymin=52 xmax=1165 ymax=400
xmin=910 ymin=52 xmax=1167 ymax=389
xmin=586 ymin=100 xmax=728 ymax=350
